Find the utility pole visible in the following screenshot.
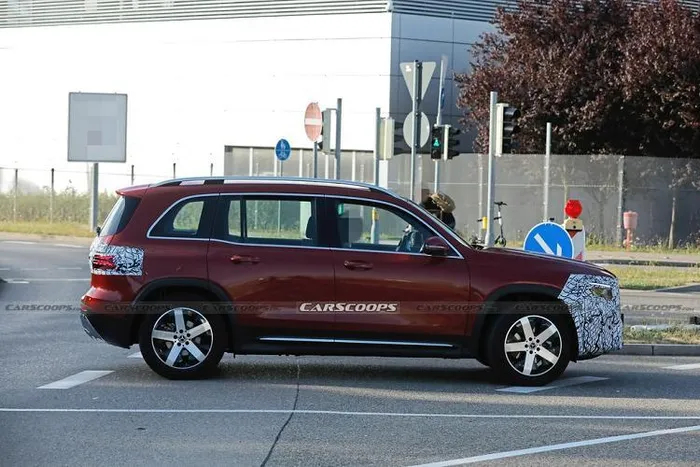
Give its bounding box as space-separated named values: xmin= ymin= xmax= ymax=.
xmin=543 ymin=122 xmax=552 ymax=221
xmin=484 ymin=91 xmax=498 ymax=247
xmin=409 ymin=60 xmax=422 ymax=202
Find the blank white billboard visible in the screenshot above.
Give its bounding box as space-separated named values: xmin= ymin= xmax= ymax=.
xmin=67 ymin=92 xmax=127 ymax=163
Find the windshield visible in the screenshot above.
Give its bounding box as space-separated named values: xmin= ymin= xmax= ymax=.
xmin=402 ymin=196 xmax=473 ymax=249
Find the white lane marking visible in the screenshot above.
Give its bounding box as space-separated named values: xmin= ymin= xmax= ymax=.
xmin=128 ymin=352 xmax=143 ymax=359
xmin=37 ymin=371 xmax=114 ymax=390
xmin=20 ymin=268 xmax=48 ymax=271
xmin=1 ymin=240 xmax=37 ymax=245
xmin=3 ymin=278 xmax=89 ymax=283
xmin=0 ymin=267 xmax=10 ymax=271
xmin=497 ymin=376 xmax=609 ymax=394
xmin=57 ymin=267 xmax=83 ymax=270
xmin=665 ymin=363 xmax=700 ymax=370
xmin=52 ymin=244 xmax=86 ymax=249
xmin=406 ymin=424 xmax=700 ymax=467
xmin=0 ymin=409 xmax=699 ymax=420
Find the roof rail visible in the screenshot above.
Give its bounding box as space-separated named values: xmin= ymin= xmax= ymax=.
xmin=152 ymin=176 xmax=401 ymax=198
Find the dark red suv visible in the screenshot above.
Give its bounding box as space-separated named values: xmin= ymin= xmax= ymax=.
xmin=80 ymin=177 xmax=623 ymax=386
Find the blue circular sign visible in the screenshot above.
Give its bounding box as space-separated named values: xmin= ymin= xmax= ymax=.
xmin=523 ymin=222 xmax=574 ymax=259
xmin=275 ymin=139 xmax=291 ymax=161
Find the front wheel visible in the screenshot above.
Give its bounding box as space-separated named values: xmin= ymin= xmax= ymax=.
xmin=486 ymin=307 xmax=571 ymax=386
xmin=138 ymin=303 xmax=227 ymax=380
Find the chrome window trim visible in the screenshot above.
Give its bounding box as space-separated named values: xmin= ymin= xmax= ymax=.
xmin=328 ymin=194 xmax=464 ymax=259
xmin=146 ymin=191 xmax=465 ymax=259
xmin=258 ymin=336 xmax=454 ymax=348
xmin=145 ymin=193 xmax=220 ymax=240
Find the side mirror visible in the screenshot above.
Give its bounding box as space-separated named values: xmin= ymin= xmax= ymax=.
xmin=421 ymin=236 xmax=450 ymax=256
xmin=95 ymin=226 xmax=102 ymax=236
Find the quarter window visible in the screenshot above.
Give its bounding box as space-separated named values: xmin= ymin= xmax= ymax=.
xmin=150 ymin=197 xmax=212 ymax=239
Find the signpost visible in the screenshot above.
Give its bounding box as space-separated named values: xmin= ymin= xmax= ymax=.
xmin=400 ymin=60 xmax=436 ymax=201
xmin=67 ymin=92 xmax=128 ymax=233
xmin=275 ymin=139 xmax=291 ymax=162
xmin=304 ymin=102 xmax=322 ymax=178
xmin=523 ymin=222 xmax=574 ymax=259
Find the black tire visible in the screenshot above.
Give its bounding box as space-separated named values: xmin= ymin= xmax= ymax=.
xmin=486 ymin=303 xmax=572 ymax=386
xmin=138 ymin=294 xmax=227 ymax=380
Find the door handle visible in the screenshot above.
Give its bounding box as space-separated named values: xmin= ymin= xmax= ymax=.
xmin=343 ymin=260 xmax=373 ymax=271
xmin=230 ymin=255 xmax=260 ymax=264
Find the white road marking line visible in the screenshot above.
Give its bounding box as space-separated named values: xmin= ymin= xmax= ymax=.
xmin=128 ymin=352 xmax=143 ymax=359
xmin=665 ymin=363 xmax=700 ymax=370
xmin=0 ymin=409 xmax=699 ymax=420
xmin=20 ymin=268 xmax=48 ymax=271
xmin=497 ymin=376 xmax=609 ymax=394
xmin=3 ymin=278 xmax=89 ymax=283
xmin=406 ymin=424 xmax=700 ymax=467
xmin=57 ymin=267 xmax=83 ymax=270
xmin=0 ymin=267 xmax=10 ymax=271
xmin=1 ymin=240 xmax=37 ymax=245
xmin=37 ymin=371 xmax=114 ymax=390
xmin=51 ymin=244 xmax=86 ymax=249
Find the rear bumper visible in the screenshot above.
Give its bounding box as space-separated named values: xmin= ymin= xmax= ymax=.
xmin=80 ymin=296 xmax=134 ymax=349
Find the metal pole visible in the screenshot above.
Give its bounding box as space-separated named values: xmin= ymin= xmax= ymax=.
xmin=130 ymin=164 xmax=135 ymax=185
xmin=435 ymin=55 xmax=447 ymax=193
xmin=172 ymin=162 xmax=176 ymax=179
xmin=410 ymin=60 xmax=423 ymax=202
xmin=616 ymin=155 xmax=625 ymax=246
xmin=334 ymin=98 xmax=342 ymax=180
xmin=543 ymin=122 xmax=552 ymax=221
xmin=484 ymin=91 xmax=498 ymax=247
xmin=50 ymin=168 xmax=54 ymax=223
xmin=298 ymin=148 xmax=303 ymax=177
xmin=248 ymin=147 xmax=254 ymax=176
xmin=210 ymin=162 xmax=214 ymax=177
xmin=478 ymin=155 xmax=484 ymax=220
xmin=89 ymin=163 xmax=99 ymax=232
xmin=351 ymin=151 xmax=357 ymax=181
xmin=312 ymin=142 xmax=318 ymax=178
xmin=13 ymin=168 xmax=18 ymax=223
xmin=371 ymin=107 xmax=381 ymax=244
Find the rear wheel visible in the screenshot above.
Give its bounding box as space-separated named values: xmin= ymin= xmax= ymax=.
xmin=486 ymin=305 xmax=571 ymax=386
xmin=138 ymin=297 xmax=227 ymax=380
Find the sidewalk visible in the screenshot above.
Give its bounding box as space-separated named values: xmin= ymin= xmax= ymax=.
xmin=0 ymin=231 xmax=93 ymax=246
xmin=587 ymin=250 xmax=699 ymax=267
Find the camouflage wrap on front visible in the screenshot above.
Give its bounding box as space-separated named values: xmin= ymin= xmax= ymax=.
xmin=89 ymin=238 xmax=144 ymax=276
xmin=558 ymin=274 xmax=623 ymax=359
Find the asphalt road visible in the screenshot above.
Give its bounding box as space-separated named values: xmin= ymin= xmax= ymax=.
xmin=1 ymin=239 xmax=700 ymax=466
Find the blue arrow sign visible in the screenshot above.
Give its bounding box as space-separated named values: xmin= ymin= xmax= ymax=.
xmin=275 ymin=139 xmax=291 ymax=161
xmin=523 ymin=222 xmax=574 ymax=258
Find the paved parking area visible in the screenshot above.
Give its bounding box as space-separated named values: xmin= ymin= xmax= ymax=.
xmin=2 ymin=239 xmax=700 ymax=466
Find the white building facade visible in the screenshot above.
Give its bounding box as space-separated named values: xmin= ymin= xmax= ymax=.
xmin=0 ymin=0 xmax=512 ymax=193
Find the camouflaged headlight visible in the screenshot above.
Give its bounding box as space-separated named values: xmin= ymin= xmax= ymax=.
xmin=590 ymin=283 xmax=614 ymax=300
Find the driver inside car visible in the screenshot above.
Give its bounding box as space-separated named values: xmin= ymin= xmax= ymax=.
xmin=397 ymin=191 xmax=456 ymax=253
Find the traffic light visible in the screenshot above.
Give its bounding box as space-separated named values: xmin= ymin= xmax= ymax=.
xmin=430 ymin=125 xmax=444 ymax=160
xmin=445 ymin=125 xmax=461 ymax=160
xmin=496 ymin=103 xmax=521 ymax=155
xmin=318 ymin=109 xmax=333 ymax=153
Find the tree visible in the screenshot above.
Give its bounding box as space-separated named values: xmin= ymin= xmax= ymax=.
xmin=455 ymin=0 xmax=700 ymax=246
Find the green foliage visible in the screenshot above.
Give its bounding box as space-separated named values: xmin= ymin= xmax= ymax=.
xmin=0 ymin=189 xmax=118 ymax=224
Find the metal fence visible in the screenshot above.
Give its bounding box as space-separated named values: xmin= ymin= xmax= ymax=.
xmin=2 ymin=150 xmax=699 ymax=246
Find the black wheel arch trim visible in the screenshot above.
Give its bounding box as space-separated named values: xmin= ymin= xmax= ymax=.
xmin=469 ymin=283 xmax=570 ymax=357
xmin=131 ymin=278 xmax=235 ymax=348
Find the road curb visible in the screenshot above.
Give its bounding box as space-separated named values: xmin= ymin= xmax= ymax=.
xmin=0 ymin=232 xmax=93 ymax=246
xmin=613 ymin=344 xmax=700 ymax=357
xmin=590 ymin=259 xmax=699 ymax=268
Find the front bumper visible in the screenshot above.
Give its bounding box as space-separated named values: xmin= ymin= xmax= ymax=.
xmin=558 ymin=274 xmax=624 ymax=360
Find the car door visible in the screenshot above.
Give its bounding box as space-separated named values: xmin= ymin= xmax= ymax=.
xmin=329 ymin=197 xmax=470 ymax=345
xmin=207 ymin=193 xmax=335 ymax=341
